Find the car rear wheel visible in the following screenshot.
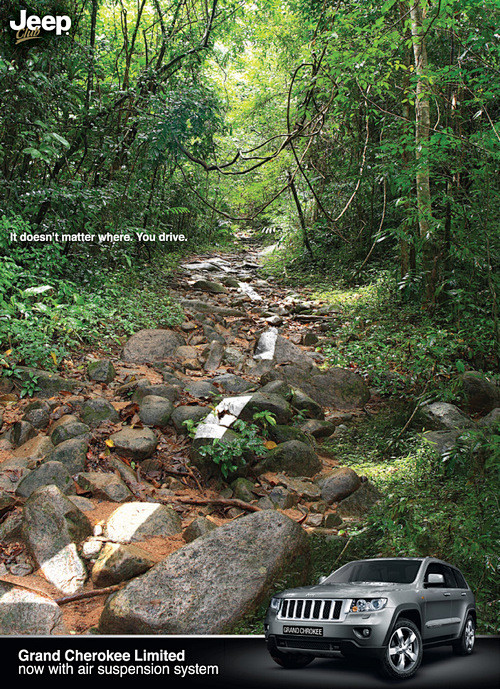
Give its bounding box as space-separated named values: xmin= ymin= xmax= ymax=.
xmin=380 ymin=618 xmax=423 ymax=680
xmin=452 ymin=615 xmax=475 ymax=656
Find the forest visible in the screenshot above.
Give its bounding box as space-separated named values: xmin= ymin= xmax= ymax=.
xmin=0 ymin=0 xmax=499 ymax=636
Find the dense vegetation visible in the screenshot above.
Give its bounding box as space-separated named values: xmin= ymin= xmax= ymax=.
xmin=0 ymin=0 xmax=498 ymax=631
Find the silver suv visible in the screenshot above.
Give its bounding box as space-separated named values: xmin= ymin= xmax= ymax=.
xmin=265 ymin=557 xmax=476 ymax=679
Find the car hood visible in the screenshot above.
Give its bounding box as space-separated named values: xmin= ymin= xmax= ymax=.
xmin=277 ymin=582 xmax=408 ymax=598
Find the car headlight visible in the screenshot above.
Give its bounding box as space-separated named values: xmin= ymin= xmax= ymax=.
xmin=269 ymin=597 xmax=281 ymax=612
xmin=350 ymin=598 xmax=387 ymax=613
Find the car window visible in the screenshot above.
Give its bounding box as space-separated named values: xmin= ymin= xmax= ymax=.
xmin=326 ymin=560 xmax=422 ymax=584
xmin=443 ymin=565 xmax=459 ymax=588
xmin=452 ymin=568 xmax=468 ymax=589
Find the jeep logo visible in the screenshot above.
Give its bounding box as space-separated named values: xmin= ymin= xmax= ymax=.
xmin=10 ymin=10 xmax=71 ymax=44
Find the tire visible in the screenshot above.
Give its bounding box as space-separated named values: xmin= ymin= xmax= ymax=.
xmin=267 ymin=642 xmax=314 ymax=669
xmin=380 ymin=618 xmax=423 ymax=680
xmin=452 ymin=614 xmax=475 ymax=656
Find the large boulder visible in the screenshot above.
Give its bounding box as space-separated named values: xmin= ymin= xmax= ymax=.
xmin=122 ymin=329 xmax=185 ymax=363
xmin=22 ymin=485 xmax=92 ymax=593
xmin=76 ymin=472 xmax=132 ymax=502
xmin=238 ymin=392 xmax=292 ymax=425
xmin=171 ymin=405 xmax=209 ymax=433
xmin=99 ymin=510 xmax=309 ymax=634
xmin=87 ymin=359 xmax=116 ymax=383
xmin=0 ymin=581 xmax=66 ymax=635
xmin=318 ymin=467 xmax=361 ymax=504
xmin=11 ymin=435 xmax=54 ymax=463
xmin=337 ymin=481 xmax=383 ymax=517
xmin=262 ymin=365 xmax=370 ymax=409
xmin=419 ymin=402 xmax=474 ymax=431
xmin=459 ymin=371 xmax=500 ymax=413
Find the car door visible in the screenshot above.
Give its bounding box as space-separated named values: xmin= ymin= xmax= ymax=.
xmin=423 ymin=563 xmax=453 ymax=639
xmin=442 ymin=566 xmax=463 ymax=637
xmin=448 ymin=567 xmax=471 ymax=635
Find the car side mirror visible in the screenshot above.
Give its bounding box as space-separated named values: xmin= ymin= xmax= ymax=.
xmin=425 ymin=573 xmax=445 ymax=587
xmin=318 ymin=576 xmax=327 ymax=585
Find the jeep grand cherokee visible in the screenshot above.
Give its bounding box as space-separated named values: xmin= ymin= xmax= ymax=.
xmin=264 ymin=557 xmax=476 ymax=679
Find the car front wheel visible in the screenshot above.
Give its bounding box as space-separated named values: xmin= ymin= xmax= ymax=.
xmin=380 ymin=618 xmax=423 ymax=680
xmin=452 ymin=615 xmax=475 ymax=656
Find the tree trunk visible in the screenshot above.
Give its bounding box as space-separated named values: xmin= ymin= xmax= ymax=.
xmin=409 ymin=1 xmax=438 ymax=307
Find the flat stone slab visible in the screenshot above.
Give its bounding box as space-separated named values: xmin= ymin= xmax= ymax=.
xmin=104 ymin=502 xmax=182 ymax=543
xmin=122 ymin=329 xmax=185 ymax=363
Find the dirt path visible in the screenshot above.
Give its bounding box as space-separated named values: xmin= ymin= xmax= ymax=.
xmin=0 ymin=240 xmax=379 ymax=633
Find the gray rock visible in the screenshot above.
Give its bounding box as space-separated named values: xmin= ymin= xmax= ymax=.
xmin=104 ymin=502 xmax=182 ymax=543
xmin=275 ymin=475 xmax=322 ymax=500
xmin=460 ymin=371 xmax=500 ymax=413
xmin=91 ymin=542 xmax=155 ymax=587
xmin=319 ymin=467 xmax=361 ymax=504
xmin=22 ymin=400 xmax=51 ymax=429
xmin=132 ymin=383 xmax=180 ymax=404
xmin=0 ymin=490 xmax=16 ymax=512
xmin=184 ymin=380 xmax=218 ymax=399
xmin=0 ymin=581 xmax=66 ymax=635
xmin=68 ymin=496 xmax=94 ymax=512
xmin=5 ymin=421 xmax=36 ymax=447
xmin=478 ymin=408 xmax=500 ymax=430
xmin=421 ymin=430 xmax=461 ymax=455
xmin=259 ymin=380 xmax=292 ymax=400
xmin=291 ymin=388 xmax=324 ymax=419
xmin=338 ymin=482 xmax=383 ymax=517
xmin=81 ymin=398 xmax=120 ymax=426
xmin=99 ymin=510 xmax=309 ymax=634
xmin=50 ymin=419 xmax=90 ymax=446
xmin=180 ymin=298 xmax=244 ymax=317
xmin=224 ymin=347 xmax=246 ymax=366
xmin=22 ymin=485 xmax=92 ymax=593
xmin=302 ymin=332 xmax=319 ymax=346
xmin=230 ymin=477 xmax=257 ymax=502
xmin=202 ymin=325 xmax=226 ymax=344
xmin=0 ymin=511 xmax=23 ymax=541
xmin=193 ymin=279 xmax=228 ymax=294
xmin=213 ymin=374 xmax=254 ymax=394
xmin=76 ymin=472 xmax=132 ymax=502
xmin=171 ymin=405 xmax=209 ymax=433
xmin=44 ymin=438 xmax=88 ymax=474
xmin=109 ymin=427 xmax=157 ymax=461
xmin=300 ymin=419 xmax=337 ymax=438
xmin=268 ymin=486 xmax=297 ymax=509
xmin=11 ymin=435 xmax=54 ymax=463
xmin=204 ymin=341 xmax=225 ymax=372
xmin=122 ymin=329 xmax=185 ymax=363
xmin=323 ymin=512 xmax=343 ymax=527
xmin=88 ymin=359 xmax=116 ymax=383
xmin=183 ymin=516 xmax=218 ymax=543
xmin=139 ymin=395 xmax=174 ymax=427
xmin=419 ymin=402 xmax=474 ymax=431
xmin=12 ymin=367 xmax=77 ymax=398
xmin=256 ymin=440 xmax=322 ymax=477
xmin=305 ymin=513 xmax=324 ymax=527
xmin=268 ymin=424 xmax=313 ymax=445
xmin=16 ymin=461 xmax=75 ymax=498
xmin=262 ymin=365 xmax=370 ymax=409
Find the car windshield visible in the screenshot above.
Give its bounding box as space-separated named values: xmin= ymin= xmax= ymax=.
xmin=324 ymin=560 xmax=422 ymax=585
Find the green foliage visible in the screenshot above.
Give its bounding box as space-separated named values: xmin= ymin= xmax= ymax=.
xmin=197 ymin=418 xmax=269 ymax=479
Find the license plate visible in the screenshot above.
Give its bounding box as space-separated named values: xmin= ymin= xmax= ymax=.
xmin=282 ymin=625 xmax=323 ymax=637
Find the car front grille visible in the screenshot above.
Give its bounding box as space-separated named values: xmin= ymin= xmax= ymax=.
xmin=278 ymin=598 xmax=343 ymax=621
xmin=276 ymin=637 xmax=340 ymax=651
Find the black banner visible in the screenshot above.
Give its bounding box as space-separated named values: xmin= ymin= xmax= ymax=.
xmin=5 ymin=635 xmax=500 ymax=688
